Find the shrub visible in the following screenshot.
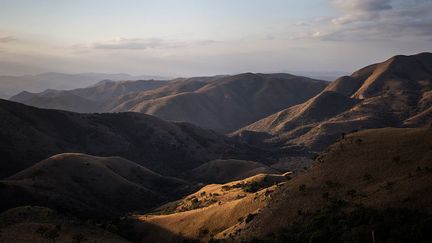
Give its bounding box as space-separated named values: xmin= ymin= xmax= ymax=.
xmin=222 ymin=185 xmax=231 ymax=191
xmin=299 ymin=184 xmax=306 ymax=192
xmin=243 ymin=182 xmax=261 ymax=193
xmin=245 ymin=213 xmax=257 ymax=224
xmin=258 ymin=207 xmax=432 ymax=243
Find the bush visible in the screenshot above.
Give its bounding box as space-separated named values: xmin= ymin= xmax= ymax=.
xmin=243 ymin=182 xmax=261 ymax=193
xmin=245 ymin=213 xmax=257 ymax=224
xmin=257 ymin=207 xmax=432 ymax=243
xmin=299 ymin=184 xmax=306 ymax=192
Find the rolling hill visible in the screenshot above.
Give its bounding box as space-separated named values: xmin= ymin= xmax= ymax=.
xmin=10 ymin=79 xmax=168 ymax=113
xmin=111 ymin=73 xmax=327 ymax=132
xmin=0 ymin=153 xmax=191 ymax=218
xmin=10 ymin=73 xmax=327 ymax=132
xmin=181 ymin=159 xmax=279 ymax=184
xmin=134 ymin=173 xmax=290 ymax=242
xmin=130 ymin=126 xmax=432 ymax=242
xmin=237 ymin=52 xmax=432 ymax=151
xmin=0 ymin=99 xmax=255 ymax=179
xmin=0 ymin=72 xmax=167 ymax=99
xmin=238 ymin=126 xmax=432 ymax=242
xmin=0 ymin=206 xmax=130 ymax=242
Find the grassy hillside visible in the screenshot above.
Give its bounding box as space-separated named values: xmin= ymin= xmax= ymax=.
xmin=129 ymin=127 xmax=432 ymax=242
xmin=133 ymin=173 xmax=290 ymax=242
xmin=0 ymin=153 xmax=191 ymax=218
xmin=0 ymin=206 xmax=130 ymax=242
xmin=111 ymin=73 xmax=327 ymax=132
xmin=0 ymin=99 xmax=254 ymax=178
xmin=239 ymin=127 xmax=432 ymax=242
xmin=238 ymin=53 xmax=432 ymax=151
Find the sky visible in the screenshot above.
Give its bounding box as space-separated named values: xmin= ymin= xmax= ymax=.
xmin=0 ymin=0 xmax=431 ymax=76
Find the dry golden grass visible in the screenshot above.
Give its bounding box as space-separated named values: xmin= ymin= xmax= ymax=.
xmin=132 ymin=127 xmax=432 ymax=242
xmin=135 ymin=173 xmax=290 ymax=242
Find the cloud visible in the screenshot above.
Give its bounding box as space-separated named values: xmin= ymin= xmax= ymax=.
xmin=330 ymin=0 xmax=393 ymax=24
xmin=76 ymin=37 xmax=219 ymax=51
xmin=92 ymin=38 xmax=165 ymax=50
xmin=0 ymin=36 xmax=16 ymax=43
xmin=295 ymin=21 xmax=310 ymax=27
xmin=331 ymin=0 xmax=392 ymax=12
xmin=316 ymin=0 xmax=432 ymax=41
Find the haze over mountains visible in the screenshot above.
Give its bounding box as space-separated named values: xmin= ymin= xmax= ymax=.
xmin=0 ymin=72 xmax=168 ymax=99
xmin=0 ymin=52 xmax=431 ymax=242
xmin=11 ymin=79 xmax=168 ymax=113
xmin=11 ymin=73 xmax=327 ymax=132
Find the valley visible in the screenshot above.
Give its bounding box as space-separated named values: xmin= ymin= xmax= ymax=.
xmin=0 ymin=53 xmax=431 ymax=242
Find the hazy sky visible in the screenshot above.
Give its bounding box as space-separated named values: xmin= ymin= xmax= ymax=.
xmin=0 ymin=0 xmax=431 ymax=76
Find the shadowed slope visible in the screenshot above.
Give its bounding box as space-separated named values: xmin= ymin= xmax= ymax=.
xmin=0 ymin=99 xmax=251 ymax=178
xmin=0 ymin=153 xmax=190 ymax=218
xmin=238 ymin=127 xmax=432 ymax=241
xmin=0 ymin=206 xmax=130 ymax=242
xmin=181 ymin=159 xmax=279 ymax=184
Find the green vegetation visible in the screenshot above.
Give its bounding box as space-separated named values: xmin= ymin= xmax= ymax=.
xmin=252 ymin=207 xmax=432 ymax=243
xmin=222 ymin=181 xmax=264 ymax=193
xmin=243 ymin=182 xmax=261 ymax=193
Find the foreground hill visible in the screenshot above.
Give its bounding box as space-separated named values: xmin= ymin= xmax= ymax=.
xmin=239 ymin=127 xmax=432 ymax=242
xmin=111 ymin=73 xmax=327 ymax=132
xmin=10 ymin=79 xmax=167 ymax=113
xmin=130 ymin=126 xmax=432 ymax=242
xmin=0 ymin=153 xmax=191 ymax=218
xmin=237 ymin=53 xmax=432 ymax=151
xmin=0 ymin=206 xmax=130 ymax=242
xmin=134 ymin=173 xmax=289 ymax=242
xmin=0 ymin=99 xmax=253 ymax=178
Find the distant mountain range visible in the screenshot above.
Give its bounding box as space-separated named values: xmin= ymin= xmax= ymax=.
xmin=236 ymin=52 xmax=432 ymax=151
xmin=0 ymin=72 xmax=169 ymax=99
xmin=10 ymin=73 xmax=327 ymax=132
